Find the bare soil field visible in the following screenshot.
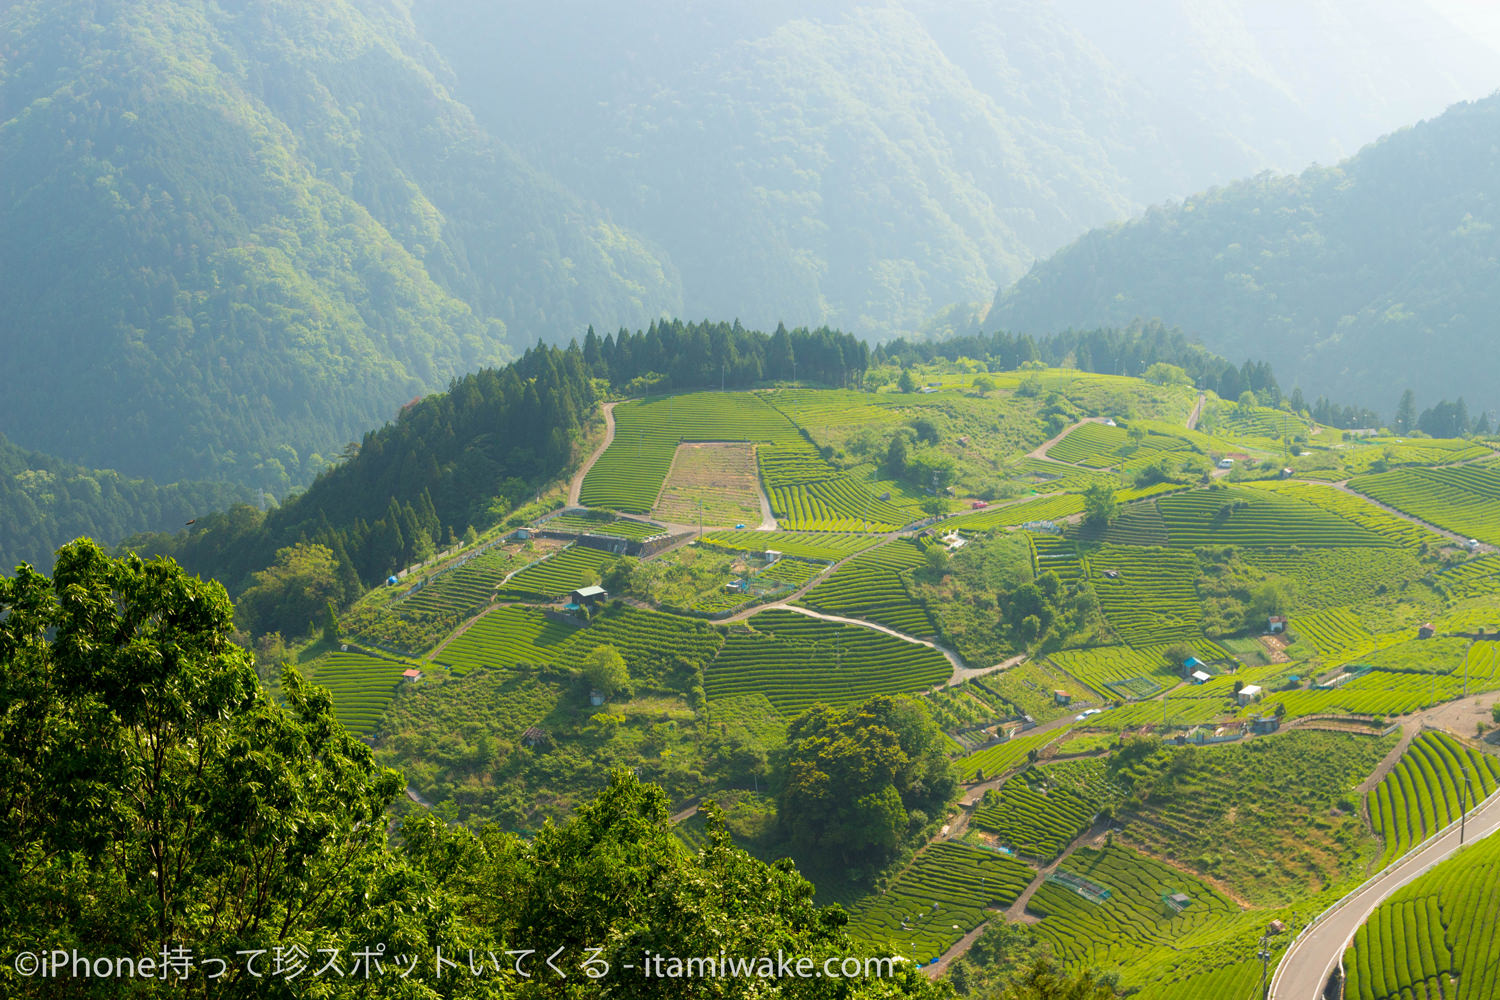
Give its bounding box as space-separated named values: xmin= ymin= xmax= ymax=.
xmin=654 ymin=442 xmax=764 ymax=527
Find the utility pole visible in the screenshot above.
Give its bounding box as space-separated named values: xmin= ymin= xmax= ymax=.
xmin=1258 ymin=935 xmax=1271 ymax=1000
xmin=1462 ymin=770 xmax=1474 ymax=844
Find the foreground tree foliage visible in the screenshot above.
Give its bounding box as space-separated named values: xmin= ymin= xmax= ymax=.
xmin=0 ymin=541 xmax=948 ymax=999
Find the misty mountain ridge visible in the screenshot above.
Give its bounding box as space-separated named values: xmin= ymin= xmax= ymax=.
xmin=987 ymin=89 xmax=1500 ymax=418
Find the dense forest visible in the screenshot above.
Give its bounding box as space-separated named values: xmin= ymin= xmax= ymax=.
xmin=988 ymin=92 xmax=1500 ymax=416
xmin=0 ymin=436 xmax=256 ymax=574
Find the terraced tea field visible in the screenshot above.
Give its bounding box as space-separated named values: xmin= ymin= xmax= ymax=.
xmin=1342 ymin=826 xmax=1500 ymax=1000
xmin=1435 ymin=554 xmax=1500 ymax=600
xmin=1351 ymin=463 xmax=1500 ymax=545
xmin=1048 ymin=645 xmax=1213 ymax=700
xmin=579 ymin=393 xmax=798 ymax=512
xmin=1215 ymin=404 xmax=1307 ymax=440
xmin=845 ymin=842 xmax=1033 ymax=961
xmin=973 ymin=759 xmax=1115 ymax=860
xmin=756 ymin=558 xmax=824 ymax=588
xmin=1029 ymin=845 xmax=1237 ymax=969
xmin=543 ymin=513 xmax=666 ymax=540
xmin=1153 ymin=487 xmax=1391 ymax=548
xmin=956 ymin=729 xmax=1067 ymax=782
xmin=1289 ymin=609 xmax=1382 ymax=664
xmin=1366 ymin=731 xmax=1500 ymax=867
xmin=1032 ymin=533 xmax=1084 ymax=584
xmin=548 ymin=606 xmax=725 ymax=677
xmin=1244 ymin=547 xmax=1426 ymax=611
xmin=303 ymin=650 xmax=418 ymax=736
xmin=1088 ymin=501 xmax=1171 ymax=546
xmin=761 ymin=387 xmax=900 ymax=433
xmin=1046 ymin=423 xmax=1193 ymax=469
xmin=432 ymin=606 xmax=580 ymax=675
xmin=698 ymin=530 xmax=877 ymax=562
xmin=1117 ymin=731 xmax=1395 ymax=903
xmin=761 ymin=441 xmax=914 ymax=530
xmin=979 ymin=660 xmax=1099 ymax=725
xmin=1089 ymin=546 xmax=1205 ymax=647
xmin=1263 ymin=669 xmax=1473 ymax=720
xmin=947 ymin=493 xmax=1085 ymax=531
xmin=1014 ymin=458 xmax=1117 ymax=493
xmin=705 ymin=610 xmax=950 ymax=713
xmin=494 ymin=545 xmax=617 ymax=600
xmin=1248 ymin=481 xmax=1436 ymax=549
xmin=797 ymin=539 xmax=937 ymax=636
xmin=395 ymin=547 xmax=522 ymax=619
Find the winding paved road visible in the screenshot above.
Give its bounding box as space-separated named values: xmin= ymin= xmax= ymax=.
xmin=1270 ymin=782 xmax=1500 ymax=998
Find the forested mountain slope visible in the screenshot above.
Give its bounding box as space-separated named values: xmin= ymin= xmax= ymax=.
xmin=413 ymin=0 xmax=1499 ymax=339
xmin=0 ymin=0 xmax=679 ymax=490
xmin=988 ymin=93 xmax=1500 ymax=416
xmin=0 ymin=436 xmax=255 ymax=574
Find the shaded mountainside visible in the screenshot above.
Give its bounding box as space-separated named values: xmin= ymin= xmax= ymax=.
xmin=0 ymin=436 xmax=256 ymax=574
xmin=988 ymin=93 xmax=1500 ymax=417
xmin=0 ymin=0 xmax=679 ymax=490
xmin=413 ymin=0 xmax=1500 ymax=340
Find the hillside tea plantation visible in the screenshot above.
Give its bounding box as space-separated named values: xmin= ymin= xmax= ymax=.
xmin=278 ymin=370 xmax=1500 ymax=996
xmin=1367 ymin=731 xmax=1500 ymax=867
xmin=798 ymin=539 xmax=937 ymax=636
xmin=1351 ymin=463 xmax=1500 ymax=545
xmin=580 ymin=392 xmax=798 ymax=512
xmin=1029 ymin=845 xmax=1237 ymax=969
xmin=494 ymin=545 xmax=617 ymax=600
xmin=1342 ymin=829 xmax=1500 ymax=1000
xmin=705 ymin=610 xmax=950 ymax=713
xmin=846 ymin=842 xmax=1033 ymax=961
xmin=303 ymin=649 xmax=421 ymax=736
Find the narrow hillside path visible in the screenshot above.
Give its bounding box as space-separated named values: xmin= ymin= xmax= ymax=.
xmin=568 ymin=401 xmax=616 ymax=506
xmin=923 ymin=922 xmax=990 ymax=979
xmin=1355 ymin=723 xmax=1417 ymax=796
xmin=406 ymin=785 xmax=435 ymax=809
xmin=946 ymin=653 xmax=1027 ymax=688
xmin=768 ymin=604 xmax=966 ymax=676
xmin=1004 ymin=817 xmax=1110 ymax=924
xmin=719 ymin=537 xmax=900 ymax=623
xmin=1186 ymin=392 xmax=1206 ymax=431
xmin=1270 ymin=781 xmax=1500 ymax=999
xmin=754 ymin=446 xmax=779 ymax=530
xmin=1320 ymin=478 xmax=1497 ymax=552
xmin=958 ymin=716 xmax=1080 ymax=801
xmin=425 ymin=605 xmax=498 ymax=661
xmin=1025 ymin=417 xmax=1107 ymax=463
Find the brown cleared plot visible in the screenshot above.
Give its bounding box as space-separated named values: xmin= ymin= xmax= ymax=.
xmin=655 ymin=443 xmax=764 ymax=526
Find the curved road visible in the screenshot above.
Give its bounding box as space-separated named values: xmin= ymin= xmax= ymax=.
xmin=1271 ymin=782 xmax=1500 ymax=998
xmin=567 ymin=401 xmax=617 ymax=506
